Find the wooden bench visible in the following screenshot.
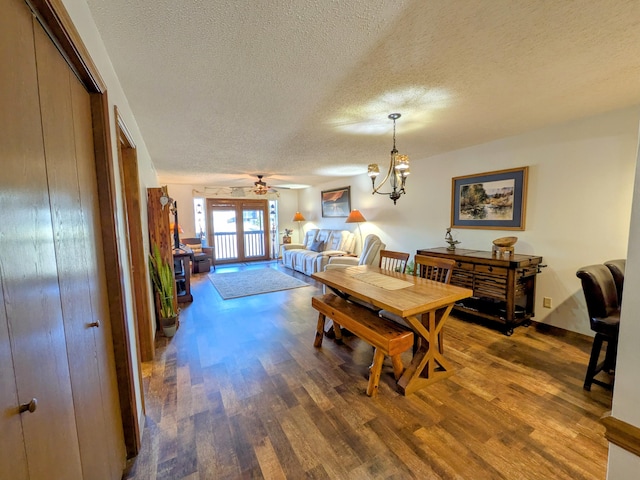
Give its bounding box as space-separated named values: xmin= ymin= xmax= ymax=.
xmin=311 ymin=293 xmax=414 ymax=396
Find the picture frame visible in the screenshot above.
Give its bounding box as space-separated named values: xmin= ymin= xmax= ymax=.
xmin=451 ymin=166 xmax=528 ymax=230
xmin=321 ymin=186 xmax=351 ymax=218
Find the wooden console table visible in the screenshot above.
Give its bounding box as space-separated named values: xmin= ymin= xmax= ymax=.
xmin=417 ymin=247 xmax=543 ymax=335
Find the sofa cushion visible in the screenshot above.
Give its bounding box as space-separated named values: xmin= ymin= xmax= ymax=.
xmin=325 ymin=231 xmax=343 ymax=250
xmin=326 ymin=230 xmax=355 ymax=252
xmin=315 ymin=229 xmax=332 ymax=245
xmin=303 ymin=229 xmax=318 ymax=249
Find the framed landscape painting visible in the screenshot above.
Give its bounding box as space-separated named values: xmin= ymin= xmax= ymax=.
xmin=321 ymin=186 xmax=351 ymax=217
xmin=451 ymin=166 xmax=528 ymax=230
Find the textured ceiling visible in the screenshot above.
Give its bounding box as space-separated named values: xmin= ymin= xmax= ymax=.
xmin=85 ymin=0 xmax=640 ymax=189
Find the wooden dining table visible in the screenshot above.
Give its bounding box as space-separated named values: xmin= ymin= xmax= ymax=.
xmin=312 ymin=265 xmax=473 ymax=395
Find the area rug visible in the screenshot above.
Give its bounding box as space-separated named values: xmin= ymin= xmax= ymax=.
xmin=208 ymin=268 xmax=309 ymax=299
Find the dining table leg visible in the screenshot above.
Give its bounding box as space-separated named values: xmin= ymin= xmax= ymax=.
xmin=396 ymin=304 xmax=455 ymax=395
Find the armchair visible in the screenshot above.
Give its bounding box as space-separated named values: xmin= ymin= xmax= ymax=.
xmin=181 ymin=237 xmax=215 ymax=273
xmin=324 ymin=234 xmax=385 ymax=271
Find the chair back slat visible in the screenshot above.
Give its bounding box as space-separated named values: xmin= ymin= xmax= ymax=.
xmin=414 ymin=254 xmax=455 ymax=284
xmin=379 ymin=250 xmax=410 ymax=273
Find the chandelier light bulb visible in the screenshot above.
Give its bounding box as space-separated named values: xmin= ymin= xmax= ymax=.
xmin=395 ymin=154 xmax=409 ymax=171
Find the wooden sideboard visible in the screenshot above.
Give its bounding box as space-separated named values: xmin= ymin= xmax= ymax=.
xmin=417 ymin=247 xmax=543 ymax=335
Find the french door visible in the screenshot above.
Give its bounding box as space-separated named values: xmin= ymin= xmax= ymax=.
xmin=206 ymin=199 xmax=270 ymax=264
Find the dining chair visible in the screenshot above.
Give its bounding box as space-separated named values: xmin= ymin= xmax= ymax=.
xmin=414 ymin=255 xmax=456 ymax=353
xmin=414 ymin=254 xmax=455 ymax=285
xmin=379 ymin=250 xmax=410 ymax=273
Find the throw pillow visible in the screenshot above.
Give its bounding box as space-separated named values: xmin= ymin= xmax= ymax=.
xmin=309 ymin=240 xmax=324 ymax=252
xmin=186 ymin=243 xmax=202 ymax=254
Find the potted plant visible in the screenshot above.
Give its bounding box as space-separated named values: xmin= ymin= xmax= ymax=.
xmin=282 ymin=228 xmax=293 ymax=244
xmin=148 ymin=243 xmax=178 ymax=337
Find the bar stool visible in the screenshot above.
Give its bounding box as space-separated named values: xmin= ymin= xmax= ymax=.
xmin=576 ymin=264 xmax=620 ymax=391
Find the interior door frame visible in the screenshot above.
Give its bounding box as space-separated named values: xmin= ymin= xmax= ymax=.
xmin=115 ymin=106 xmax=154 ymax=363
xmin=29 ymin=0 xmax=142 ymax=457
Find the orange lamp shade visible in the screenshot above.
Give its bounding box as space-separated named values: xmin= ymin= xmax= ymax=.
xmin=292 ymin=212 xmax=306 ymax=222
xmin=345 ymin=209 xmax=366 ymax=223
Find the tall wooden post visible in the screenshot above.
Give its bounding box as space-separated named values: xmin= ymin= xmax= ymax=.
xmin=147 ymin=187 xmax=178 ymax=320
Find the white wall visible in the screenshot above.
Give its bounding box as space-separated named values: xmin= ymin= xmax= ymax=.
xmin=166 ymin=184 xmax=197 ymax=236
xmin=300 ymin=106 xmax=640 ymax=336
xmin=62 ymin=0 xmax=159 ymax=437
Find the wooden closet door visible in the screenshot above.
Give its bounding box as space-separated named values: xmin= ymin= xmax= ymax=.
xmin=34 ymin=17 xmax=124 ymax=480
xmin=0 ymin=1 xmax=83 ymax=478
xmin=0 ymin=4 xmax=29 ymax=478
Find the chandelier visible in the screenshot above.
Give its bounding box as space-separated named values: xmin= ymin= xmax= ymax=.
xmin=367 ymin=113 xmax=410 ymax=205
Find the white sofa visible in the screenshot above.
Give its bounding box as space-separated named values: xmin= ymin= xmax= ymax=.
xmin=281 ymin=228 xmax=355 ymax=276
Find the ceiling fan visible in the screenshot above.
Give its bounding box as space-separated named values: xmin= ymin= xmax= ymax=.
xmin=252 ymin=175 xmax=279 ymax=195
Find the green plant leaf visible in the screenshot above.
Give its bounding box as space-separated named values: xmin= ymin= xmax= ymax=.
xmin=148 ymin=243 xmax=177 ymax=318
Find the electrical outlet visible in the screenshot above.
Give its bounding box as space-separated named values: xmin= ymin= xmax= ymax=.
xmin=543 ymin=297 xmax=552 ymax=308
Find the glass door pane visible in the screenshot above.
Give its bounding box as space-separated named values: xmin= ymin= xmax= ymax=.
xmin=242 ymin=208 xmax=265 ymax=258
xmin=211 ymin=208 xmax=238 ymax=261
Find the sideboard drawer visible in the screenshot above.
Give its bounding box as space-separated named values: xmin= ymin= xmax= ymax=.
xmin=454 ymin=261 xmax=475 ymax=271
xmin=475 ymin=264 xmax=508 ymax=276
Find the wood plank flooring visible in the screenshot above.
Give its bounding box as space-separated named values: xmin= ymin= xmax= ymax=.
xmin=124 ymin=262 xmax=612 ymax=479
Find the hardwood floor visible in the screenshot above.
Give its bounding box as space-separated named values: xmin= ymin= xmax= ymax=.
xmin=124 ymin=262 xmax=612 ymax=479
